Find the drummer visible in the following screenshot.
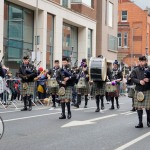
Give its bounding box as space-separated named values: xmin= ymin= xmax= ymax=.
xmin=109 ymin=60 xmax=123 ymax=109
xmin=74 ymin=61 xmax=89 ymax=108
xmin=92 ymin=55 xmax=111 ymax=112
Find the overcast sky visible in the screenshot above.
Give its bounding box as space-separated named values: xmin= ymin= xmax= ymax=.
xmin=133 ymin=0 xmax=150 ymax=9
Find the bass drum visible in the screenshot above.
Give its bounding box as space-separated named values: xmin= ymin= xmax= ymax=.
xmin=89 ymin=57 xmax=107 ymax=81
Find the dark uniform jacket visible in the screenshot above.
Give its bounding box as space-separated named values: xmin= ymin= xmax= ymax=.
xmin=111 ymin=68 xmax=123 ymax=82
xmin=18 ymin=63 xmax=37 ymax=83
xmin=131 ymin=65 xmax=150 ymax=91
xmin=56 ymin=65 xmax=76 ymax=87
xmin=48 ymin=67 xmax=61 ymax=78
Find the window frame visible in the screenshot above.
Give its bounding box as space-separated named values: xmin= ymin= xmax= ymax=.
xmin=124 ymin=32 xmax=128 ymax=48
xmin=107 ymin=2 xmax=113 ymax=28
xmin=118 ymin=32 xmax=122 ymax=48
xmin=121 ymin=10 xmax=128 ymax=22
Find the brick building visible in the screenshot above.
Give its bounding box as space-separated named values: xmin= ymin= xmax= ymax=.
xmin=118 ymin=0 xmax=150 ymax=67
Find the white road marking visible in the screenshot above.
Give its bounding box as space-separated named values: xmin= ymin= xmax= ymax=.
xmin=120 ymin=111 xmax=132 ymax=115
xmin=61 ymin=114 xmax=118 ymax=128
xmin=3 ymin=112 xmax=61 ymax=122
xmin=115 ymin=132 xmax=150 ymax=150
xmin=125 ymin=112 xmax=137 ymax=116
xmin=0 ymin=107 xmax=50 ymax=114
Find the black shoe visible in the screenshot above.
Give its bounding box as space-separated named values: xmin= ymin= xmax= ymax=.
xmin=109 ymin=106 xmax=115 ymax=110
xmin=74 ymin=104 xmax=79 ymax=108
xmin=101 ymin=106 xmax=105 ymax=110
xmin=84 ymin=105 xmax=87 ymax=108
xmin=28 ymin=107 xmax=32 ymax=111
xmin=21 ymin=108 xmax=28 ymax=111
xmin=67 ymin=112 xmax=71 ymax=119
xmin=59 ymin=115 xmax=66 ymax=119
xmin=147 ymin=122 xmax=150 ymax=127
xmin=52 ymin=104 xmax=56 ymax=108
xmin=135 ymin=123 xmax=143 ymax=128
xmin=117 ymin=105 xmax=120 ymax=109
xmin=95 ymin=108 xmax=100 ymax=112
xmin=130 ymin=108 xmax=136 ymax=111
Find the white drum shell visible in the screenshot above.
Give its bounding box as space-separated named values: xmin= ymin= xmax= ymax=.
xmin=89 ymin=57 xmax=107 ymax=81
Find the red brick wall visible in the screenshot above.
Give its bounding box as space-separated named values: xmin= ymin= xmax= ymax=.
xmin=71 ymin=0 xmax=97 ymax=20
xmin=118 ymin=1 xmax=150 ymax=67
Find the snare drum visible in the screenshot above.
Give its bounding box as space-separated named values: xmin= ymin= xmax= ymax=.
xmin=105 ymin=82 xmax=117 ymax=93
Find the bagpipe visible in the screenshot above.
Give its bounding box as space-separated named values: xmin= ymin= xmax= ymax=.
xmin=144 ymin=67 xmax=150 ymax=78
xmin=61 ymin=67 xmax=72 ymax=78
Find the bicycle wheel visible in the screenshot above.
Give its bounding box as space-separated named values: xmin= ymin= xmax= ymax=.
xmin=0 ymin=116 xmax=4 ymax=139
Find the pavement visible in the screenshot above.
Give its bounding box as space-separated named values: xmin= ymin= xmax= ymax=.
xmin=0 ymin=96 xmax=150 ymax=150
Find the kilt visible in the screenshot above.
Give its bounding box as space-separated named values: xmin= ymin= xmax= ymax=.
xmin=76 ymin=82 xmax=89 ymax=95
xmin=134 ymin=90 xmax=150 ymax=109
xmin=48 ymin=87 xmax=59 ymax=94
xmin=128 ymin=88 xmax=135 ymax=98
xmin=108 ymin=84 xmax=120 ymax=97
xmin=60 ymin=86 xmax=72 ymax=101
xmin=93 ymin=82 xmax=106 ymax=96
xmin=20 ymin=82 xmax=35 ymax=96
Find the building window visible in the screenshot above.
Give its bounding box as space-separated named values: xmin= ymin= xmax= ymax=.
xmin=108 ymin=34 xmax=118 ymax=51
xmin=4 ymin=2 xmax=34 ymax=71
xmin=118 ymin=33 xmax=122 ymax=47
xmin=88 ymin=29 xmax=92 ymax=61
xmin=62 ymin=23 xmax=78 ymax=66
xmin=124 ymin=32 xmax=128 ymax=47
xmin=108 ymin=2 xmax=113 ymax=27
xmin=71 ymin=0 xmax=93 ymax=7
xmin=47 ymin=14 xmax=54 ymax=69
xmin=62 ymin=0 xmax=70 ymax=8
xmin=121 ymin=11 xmax=127 ymax=22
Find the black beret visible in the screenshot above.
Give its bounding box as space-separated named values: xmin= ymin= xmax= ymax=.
xmin=23 ymin=56 xmax=29 ymax=60
xmin=82 ymin=58 xmax=87 ymax=62
xmin=113 ymin=60 xmax=118 ymax=65
xmin=98 ymin=55 xmax=103 ymax=58
xmin=62 ymin=57 xmax=69 ymax=62
xmin=54 ymin=60 xmax=59 ymax=63
xmin=139 ymin=56 xmax=147 ymax=61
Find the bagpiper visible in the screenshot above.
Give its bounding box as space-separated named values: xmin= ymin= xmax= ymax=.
xmin=18 ymin=56 xmax=37 ymax=111
xmin=48 ymin=60 xmax=60 ymax=108
xmin=131 ymin=56 xmax=150 ymax=128
xmin=57 ymin=57 xmax=76 ymax=119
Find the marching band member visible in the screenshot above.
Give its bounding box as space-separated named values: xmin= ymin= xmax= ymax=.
xmin=48 ymin=60 xmax=60 ymax=108
xmin=131 ymin=56 xmax=150 ymax=128
xmin=126 ymin=72 xmax=136 ymax=111
xmin=18 ymin=56 xmax=37 ymax=111
xmin=109 ymin=60 xmax=123 ymax=110
xmin=93 ymin=55 xmax=111 ymax=112
xmin=57 ymin=57 xmax=76 ymax=119
xmin=74 ymin=63 xmax=89 ymax=108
